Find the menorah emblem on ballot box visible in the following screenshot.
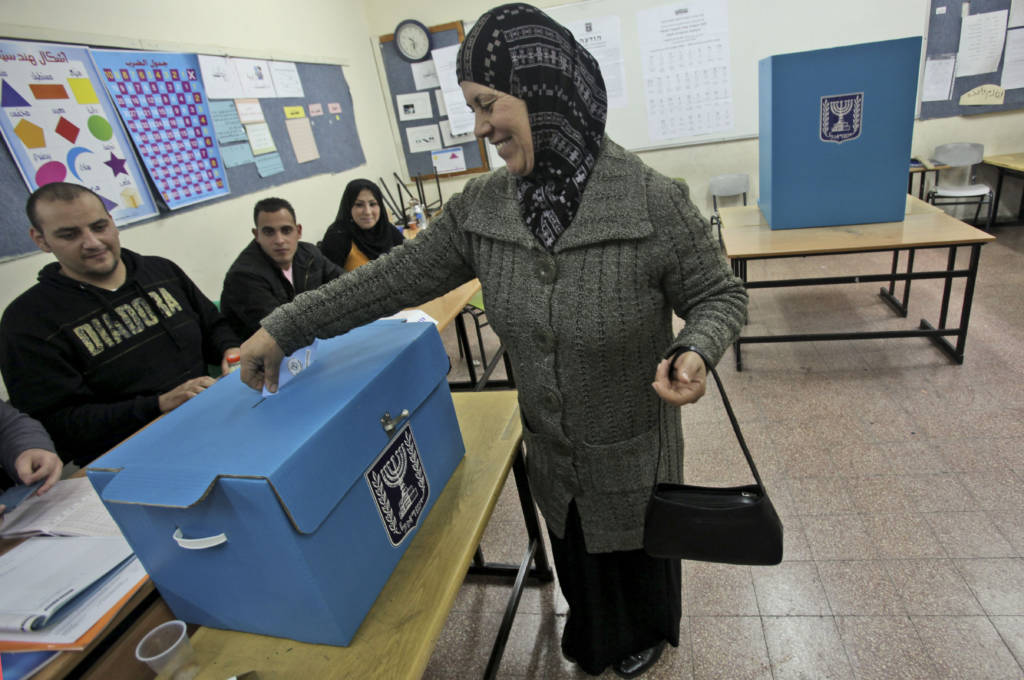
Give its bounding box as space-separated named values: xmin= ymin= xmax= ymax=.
xmin=819 ymin=92 xmax=863 ymax=144
xmin=365 ymin=424 xmax=430 ymax=546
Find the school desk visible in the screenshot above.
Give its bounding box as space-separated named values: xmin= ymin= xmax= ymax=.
xmin=720 ymin=195 xmax=995 ymax=370
xmin=7 ymin=283 xmax=502 ymax=679
xmin=983 ymin=153 xmax=1024 ymax=225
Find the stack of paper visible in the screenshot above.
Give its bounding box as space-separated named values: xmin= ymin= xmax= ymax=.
xmin=0 ymin=536 xmax=148 ymax=650
xmin=0 ymin=478 xmax=120 ymax=538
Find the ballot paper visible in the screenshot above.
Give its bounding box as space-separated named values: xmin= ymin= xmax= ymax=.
xmin=380 ymin=310 xmax=439 ymax=325
xmin=0 ymin=536 xmax=132 ymax=633
xmin=0 ymin=478 xmax=120 ymax=538
xmin=263 ymin=339 xmax=320 ymax=397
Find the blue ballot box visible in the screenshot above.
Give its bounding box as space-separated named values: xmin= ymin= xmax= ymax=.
xmin=758 ymin=37 xmax=922 ymax=229
xmin=86 ymin=320 xmax=465 ymax=646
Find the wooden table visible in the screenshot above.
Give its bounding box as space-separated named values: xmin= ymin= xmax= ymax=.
xmin=983 ymin=152 xmax=1024 ymax=225
xmin=9 ymin=283 xmax=503 ymax=680
xmin=720 ymin=195 xmax=995 ymax=370
xmin=414 ymin=279 xmax=479 ymax=333
xmin=181 ymin=390 xmax=551 ymax=680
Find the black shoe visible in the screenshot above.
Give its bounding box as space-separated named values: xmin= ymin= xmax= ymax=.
xmin=613 ymin=641 xmax=666 ymax=679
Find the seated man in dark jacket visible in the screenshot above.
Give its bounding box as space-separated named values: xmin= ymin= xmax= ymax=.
xmin=1 ymin=183 xmax=240 ymax=466
xmin=220 ymin=197 xmax=343 ymax=340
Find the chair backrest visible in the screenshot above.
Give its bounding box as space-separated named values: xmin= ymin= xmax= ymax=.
xmin=709 ymin=173 xmax=749 ymax=213
xmin=933 ymin=143 xmax=983 ymax=168
xmin=709 ymin=173 xmax=750 ymax=199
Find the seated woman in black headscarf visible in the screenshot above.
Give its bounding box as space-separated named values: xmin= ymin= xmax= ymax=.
xmin=320 ymin=179 xmax=404 ymax=271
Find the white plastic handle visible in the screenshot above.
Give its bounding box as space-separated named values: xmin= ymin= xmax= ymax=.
xmin=172 ymin=527 xmax=227 ymax=550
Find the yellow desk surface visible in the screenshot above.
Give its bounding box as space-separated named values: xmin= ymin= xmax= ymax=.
xmin=412 ymin=278 xmax=481 ymax=332
xmin=720 ymin=195 xmax=994 ymax=260
xmin=184 ymin=390 xmax=522 ymax=680
xmin=983 ymin=153 xmax=1024 ymax=173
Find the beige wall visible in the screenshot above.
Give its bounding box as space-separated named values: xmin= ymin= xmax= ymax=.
xmin=1 ymin=0 xmax=1022 ymax=398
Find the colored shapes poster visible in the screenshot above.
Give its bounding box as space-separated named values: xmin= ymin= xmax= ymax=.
xmin=0 ymin=40 xmax=157 ymax=225
xmin=90 ymin=49 xmax=230 ymax=210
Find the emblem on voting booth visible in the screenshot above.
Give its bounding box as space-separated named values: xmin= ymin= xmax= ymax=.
xmin=819 ymin=92 xmax=863 ymax=144
xmin=365 ymin=424 xmax=430 ymax=547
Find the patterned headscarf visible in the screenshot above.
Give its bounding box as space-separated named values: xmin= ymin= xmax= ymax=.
xmin=457 ymin=3 xmax=607 ymax=250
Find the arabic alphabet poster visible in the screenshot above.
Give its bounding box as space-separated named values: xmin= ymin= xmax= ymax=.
xmin=0 ymin=39 xmax=157 ymax=224
xmin=90 ymin=49 xmax=230 ymax=210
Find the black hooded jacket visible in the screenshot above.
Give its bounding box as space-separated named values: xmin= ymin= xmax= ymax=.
xmin=0 ymin=249 xmax=238 ymax=465
xmin=219 ymin=240 xmax=343 ymax=340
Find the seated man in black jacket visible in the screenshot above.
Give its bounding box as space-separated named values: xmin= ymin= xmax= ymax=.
xmin=0 ymin=182 xmax=240 ymax=466
xmin=220 ymin=197 xmax=343 ymax=340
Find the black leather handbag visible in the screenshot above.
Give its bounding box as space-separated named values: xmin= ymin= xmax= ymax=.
xmin=643 ymin=354 xmax=783 ymax=565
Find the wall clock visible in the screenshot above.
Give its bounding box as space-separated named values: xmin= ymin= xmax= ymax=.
xmin=394 ymin=19 xmax=433 ymax=62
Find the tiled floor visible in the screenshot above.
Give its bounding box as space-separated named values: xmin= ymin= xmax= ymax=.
xmin=428 ymin=223 xmax=1024 ymax=679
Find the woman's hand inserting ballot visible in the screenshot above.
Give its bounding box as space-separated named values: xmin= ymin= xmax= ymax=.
xmin=240 ymin=327 xmax=286 ymax=393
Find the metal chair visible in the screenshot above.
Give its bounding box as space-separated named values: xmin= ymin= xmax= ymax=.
xmin=709 ymin=173 xmax=749 ymax=244
xmin=926 ymin=143 xmax=994 ymax=229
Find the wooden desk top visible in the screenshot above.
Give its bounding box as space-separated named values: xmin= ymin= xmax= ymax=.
xmin=909 ymin=158 xmax=951 ymax=172
xmin=412 ymin=278 xmax=481 ymax=332
xmin=983 ymin=153 xmax=1024 ymax=173
xmin=720 ymin=196 xmax=994 ymax=259
xmin=185 ymin=390 xmax=522 ymax=680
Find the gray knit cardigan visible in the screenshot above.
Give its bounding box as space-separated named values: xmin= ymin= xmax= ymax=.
xmin=263 ymin=138 xmax=748 ymax=552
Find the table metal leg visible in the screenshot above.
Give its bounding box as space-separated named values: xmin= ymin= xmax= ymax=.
xmin=919 ymin=244 xmax=980 ymax=363
xmin=734 ymin=241 xmax=986 ymax=366
xmin=734 ymin=257 xmax=748 ymax=371
xmin=886 ymin=250 xmax=899 ymax=297
xmin=953 ymin=244 xmax=982 ymax=357
xmin=470 ymin=447 xmax=554 ymax=679
xmin=992 ymin=167 xmax=1005 ymax=225
xmin=468 ymin=449 xmax=554 ymax=582
xmin=455 ymin=313 xmax=478 ymax=387
xmin=938 ymin=246 xmax=957 ymax=329
xmin=880 ymin=248 xmax=914 ymax=317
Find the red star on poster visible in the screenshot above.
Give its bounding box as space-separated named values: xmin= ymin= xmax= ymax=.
xmin=104 ymin=152 xmax=128 ymax=176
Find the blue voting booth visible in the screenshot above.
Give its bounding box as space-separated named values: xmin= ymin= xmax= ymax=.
xmin=758 ymin=37 xmax=922 ymax=229
xmin=87 ymin=321 xmax=465 ymax=646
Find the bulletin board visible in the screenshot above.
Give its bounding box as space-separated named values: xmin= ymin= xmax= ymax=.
xmin=0 ymin=36 xmax=365 ymax=261
xmin=919 ymin=0 xmax=1024 ymax=119
xmin=205 ymin=62 xmax=365 ymax=207
xmin=378 ymin=21 xmax=489 ymax=180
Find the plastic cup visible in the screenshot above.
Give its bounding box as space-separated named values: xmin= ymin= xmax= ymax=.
xmin=135 ymin=620 xmax=198 ymax=679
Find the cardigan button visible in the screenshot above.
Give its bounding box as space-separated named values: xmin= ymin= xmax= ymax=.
xmin=535 ymin=327 xmax=555 ymax=352
xmin=542 ymin=389 xmax=562 ymax=412
xmin=535 ymin=255 xmax=557 ymax=284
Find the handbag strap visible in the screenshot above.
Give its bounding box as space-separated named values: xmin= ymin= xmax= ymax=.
xmin=658 ymin=347 xmax=766 ymax=492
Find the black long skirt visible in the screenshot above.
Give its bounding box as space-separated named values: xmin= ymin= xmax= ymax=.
xmin=548 ymin=501 xmax=681 ymax=676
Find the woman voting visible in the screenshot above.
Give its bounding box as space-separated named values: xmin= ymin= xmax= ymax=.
xmin=241 ymin=4 xmax=747 ymax=677
xmin=320 ymin=179 xmax=405 ymax=272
